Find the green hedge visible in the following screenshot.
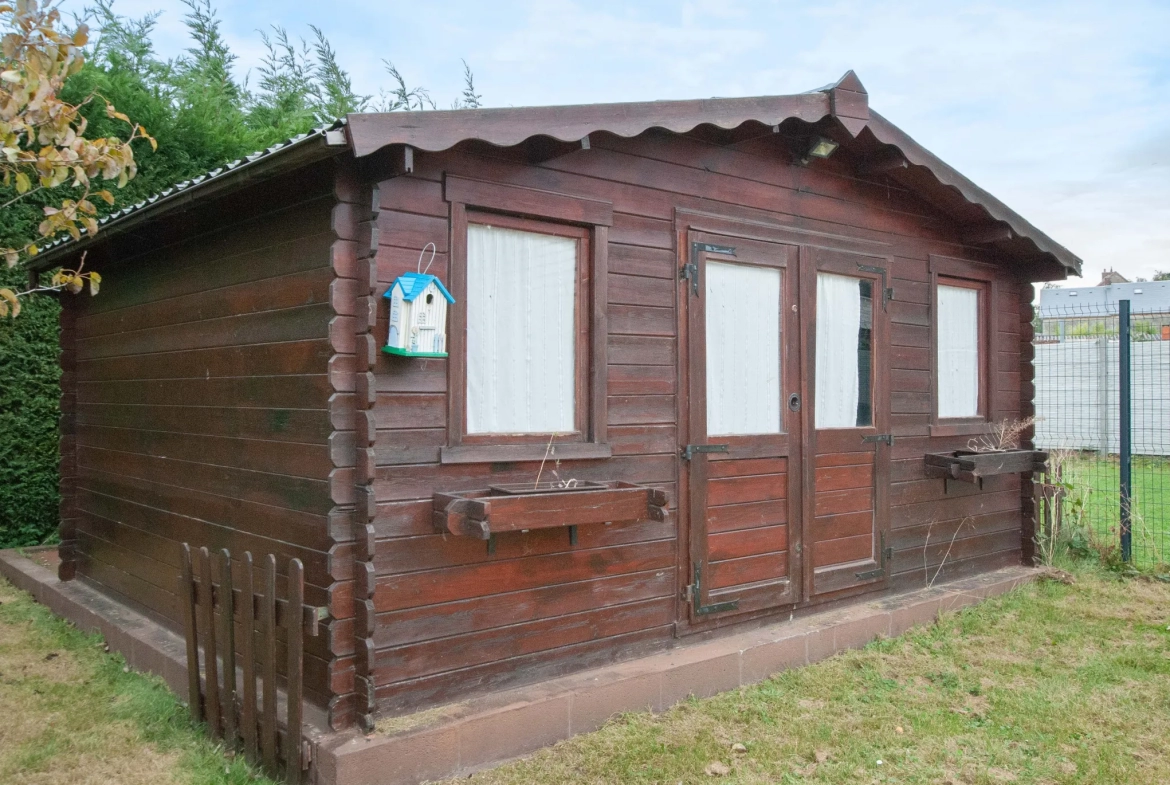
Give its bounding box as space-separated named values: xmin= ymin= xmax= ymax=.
xmin=0 ymin=265 xmax=61 ymax=548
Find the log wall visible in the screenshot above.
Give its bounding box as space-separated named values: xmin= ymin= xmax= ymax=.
xmin=60 ymin=162 xmax=346 ymax=711
xmin=363 ymin=130 xmax=1037 ymax=715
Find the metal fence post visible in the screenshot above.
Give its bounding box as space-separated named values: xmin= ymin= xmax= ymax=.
xmin=1119 ymin=298 xmax=1132 ymax=562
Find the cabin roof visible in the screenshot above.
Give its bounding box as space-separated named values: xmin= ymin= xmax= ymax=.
xmin=388 ymin=272 xmax=455 ymax=303
xmin=30 ymin=71 xmax=1080 ymax=277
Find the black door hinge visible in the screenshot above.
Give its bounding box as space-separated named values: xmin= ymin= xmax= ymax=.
xmin=682 ymin=242 xmax=736 ymax=296
xmin=680 ymin=260 xmax=698 ymax=294
xmin=689 ymin=563 xmax=739 ymax=615
xmin=862 ymin=433 xmax=893 ymax=446
xmin=681 ymin=443 xmax=730 ymax=461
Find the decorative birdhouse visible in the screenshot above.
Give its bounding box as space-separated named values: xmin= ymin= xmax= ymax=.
xmin=383 ymin=272 xmax=455 ymax=357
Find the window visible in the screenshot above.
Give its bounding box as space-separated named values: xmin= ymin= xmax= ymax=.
xmin=705 ymin=261 xmax=782 ymax=436
xmin=442 ymin=175 xmax=613 ymax=463
xmin=465 ymin=222 xmax=581 ymax=435
xmin=937 ymin=283 xmax=980 ymax=418
xmin=929 ymin=255 xmax=997 ymax=435
xmin=815 ymin=272 xmax=873 ymax=429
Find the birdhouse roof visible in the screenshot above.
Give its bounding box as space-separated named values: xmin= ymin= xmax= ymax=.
xmin=387 ymin=272 xmax=455 ymax=303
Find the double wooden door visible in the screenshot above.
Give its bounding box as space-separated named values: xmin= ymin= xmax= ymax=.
xmin=679 ymin=232 xmax=891 ymax=627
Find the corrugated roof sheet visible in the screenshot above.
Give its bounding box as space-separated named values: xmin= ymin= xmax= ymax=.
xmin=30 ymin=118 xmax=347 ymax=269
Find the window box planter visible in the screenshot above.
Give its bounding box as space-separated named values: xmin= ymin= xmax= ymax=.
xmin=924 ymin=449 xmax=1048 ymax=486
xmin=433 ymin=481 xmax=668 ymax=540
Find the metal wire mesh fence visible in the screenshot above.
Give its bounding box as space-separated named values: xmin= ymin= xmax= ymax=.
xmin=1034 ymin=298 xmax=1170 ymax=568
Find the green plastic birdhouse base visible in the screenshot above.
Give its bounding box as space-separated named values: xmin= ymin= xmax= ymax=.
xmin=382 ymin=346 xmax=448 ymax=358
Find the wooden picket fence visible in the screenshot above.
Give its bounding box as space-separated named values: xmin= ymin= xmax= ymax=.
xmin=179 ymin=545 xmax=321 ymax=784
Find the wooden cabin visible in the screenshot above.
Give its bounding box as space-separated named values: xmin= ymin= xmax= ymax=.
xmin=31 ymin=72 xmax=1080 ymax=733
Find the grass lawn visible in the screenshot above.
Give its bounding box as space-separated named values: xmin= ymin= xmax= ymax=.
xmin=3 ymin=564 xmax=1169 ymax=785
xmin=445 ymin=562 xmax=1170 ymax=785
xmin=0 ymin=576 xmax=274 ymax=785
xmin=1059 ymin=456 xmax=1170 ymax=568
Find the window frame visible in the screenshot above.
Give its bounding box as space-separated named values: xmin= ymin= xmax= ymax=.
xmin=442 ymin=175 xmax=613 ymax=464
xmin=928 ymin=255 xmax=998 ymax=437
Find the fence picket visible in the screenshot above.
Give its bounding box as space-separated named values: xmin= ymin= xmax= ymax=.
xmin=179 ymin=544 xmax=201 ymax=724
xmin=285 ymin=559 xmax=305 ymax=783
xmin=198 ymin=546 xmax=221 ymax=738
xmin=218 ymin=549 xmax=238 ymax=746
xmin=261 ymin=553 xmax=278 ymax=772
xmin=240 ymin=551 xmax=258 ymax=761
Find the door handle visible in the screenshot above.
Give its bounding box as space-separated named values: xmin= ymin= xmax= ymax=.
xmin=788 ymin=393 xmax=801 ymax=412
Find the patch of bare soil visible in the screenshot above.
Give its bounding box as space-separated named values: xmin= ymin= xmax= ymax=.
xmin=0 ymin=581 xmax=180 ymax=785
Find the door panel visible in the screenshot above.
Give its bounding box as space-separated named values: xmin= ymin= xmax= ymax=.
xmin=801 ymin=247 xmax=892 ymax=599
xmin=681 ymin=233 xmax=801 ymax=622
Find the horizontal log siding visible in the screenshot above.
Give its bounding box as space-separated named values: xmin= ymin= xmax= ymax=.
xmin=367 ymin=132 xmax=1029 ymax=715
xmin=63 ymin=167 xmax=340 ymax=709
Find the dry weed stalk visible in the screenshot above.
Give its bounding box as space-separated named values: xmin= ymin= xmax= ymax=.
xmin=533 ymin=433 xmax=556 ymax=489
xmin=966 ymin=416 xmax=1040 ymax=453
xmin=533 ymin=433 xmax=579 ymax=490
xmin=925 ymin=516 xmax=972 ymax=587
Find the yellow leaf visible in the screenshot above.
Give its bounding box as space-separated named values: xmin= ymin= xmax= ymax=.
xmin=88 ymin=273 xmax=100 ymax=296
xmin=0 ymin=299 xmax=8 ymax=318
xmin=26 ymin=243 xmax=38 ymax=257
xmin=4 ymin=250 xmax=18 ymax=268
xmin=95 ymin=190 xmax=115 ymax=205
xmin=0 ymin=288 xmax=20 ymax=318
xmin=14 ymin=171 xmax=30 ymax=193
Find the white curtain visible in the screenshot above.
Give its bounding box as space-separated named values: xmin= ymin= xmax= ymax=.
xmin=937 ymin=284 xmax=979 ymax=418
xmin=466 ymin=224 xmax=577 ymax=434
xmin=705 ymin=262 xmax=782 ymax=436
xmin=816 ymin=273 xmax=861 ymax=429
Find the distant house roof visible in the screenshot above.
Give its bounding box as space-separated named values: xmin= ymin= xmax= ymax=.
xmin=386 ymin=272 xmax=455 ymax=303
xmin=1039 ymin=281 xmax=1170 ymax=318
xmin=31 ymin=71 xmax=1081 ymax=278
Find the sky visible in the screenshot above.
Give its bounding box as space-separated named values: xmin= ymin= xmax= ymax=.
xmin=63 ymin=0 xmax=1170 ymax=285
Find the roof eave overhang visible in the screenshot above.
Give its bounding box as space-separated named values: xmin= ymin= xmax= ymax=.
xmin=28 ymin=125 xmax=349 ymax=272
xmin=344 ymin=92 xmax=830 ymax=157
xmin=346 ymin=71 xmax=1081 ymax=278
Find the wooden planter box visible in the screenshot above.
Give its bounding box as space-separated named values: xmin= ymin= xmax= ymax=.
xmin=433 ymin=481 xmax=668 ymax=540
xmin=924 ymin=449 xmax=1048 ymax=486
